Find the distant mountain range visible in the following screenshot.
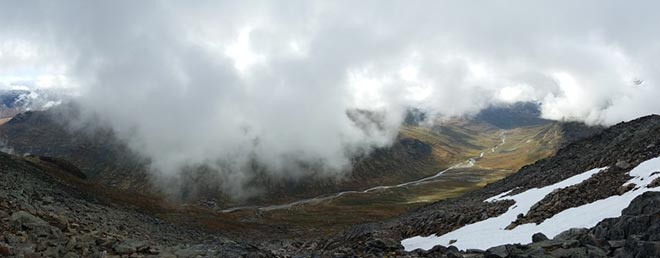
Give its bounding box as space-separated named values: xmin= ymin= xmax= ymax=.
xmin=0 ymin=89 xmax=65 ymax=119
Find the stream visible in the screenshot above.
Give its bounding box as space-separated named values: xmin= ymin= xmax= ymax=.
xmin=221 ymin=132 xmax=508 ymax=213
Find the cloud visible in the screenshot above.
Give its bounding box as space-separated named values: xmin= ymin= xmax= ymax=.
xmin=0 ymin=1 xmax=659 ymax=197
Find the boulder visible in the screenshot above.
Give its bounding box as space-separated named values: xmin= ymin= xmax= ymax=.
xmin=617 ymin=183 xmax=636 ymax=195
xmin=532 ymin=232 xmax=549 ymax=243
xmin=615 ymin=160 xmax=632 ymax=170
xmin=485 ymin=245 xmax=508 ymax=258
xmin=10 ymin=211 xmax=48 ymax=229
xmin=553 ymin=228 xmax=589 ymax=240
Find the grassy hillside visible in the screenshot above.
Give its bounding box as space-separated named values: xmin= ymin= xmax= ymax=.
xmin=212 ymin=120 xmax=571 ymax=238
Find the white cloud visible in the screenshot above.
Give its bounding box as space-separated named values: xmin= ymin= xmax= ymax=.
xmin=0 ymin=1 xmax=659 ymax=197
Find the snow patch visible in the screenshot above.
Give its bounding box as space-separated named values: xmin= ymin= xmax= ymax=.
xmin=484 ymin=189 xmax=514 ymax=203
xmin=401 ymin=156 xmax=660 ymax=251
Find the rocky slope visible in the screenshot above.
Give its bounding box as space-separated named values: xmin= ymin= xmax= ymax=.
xmin=0 ymin=113 xmax=655 ymax=257
xmin=406 ymin=191 xmax=660 ymax=258
xmin=0 ymin=151 xmax=273 ymax=257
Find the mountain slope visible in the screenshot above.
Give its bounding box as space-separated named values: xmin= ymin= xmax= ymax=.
xmin=0 ymin=105 xmax=590 ymax=206
xmin=312 ymin=114 xmax=660 ymax=257
xmin=0 ymin=110 xmax=151 ymax=191
xmin=0 ymin=151 xmax=273 ymax=257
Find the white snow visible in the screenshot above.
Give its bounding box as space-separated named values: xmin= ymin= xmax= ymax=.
xmin=401 ymin=156 xmax=660 ymax=251
xmin=483 ymin=189 xmax=514 ymax=203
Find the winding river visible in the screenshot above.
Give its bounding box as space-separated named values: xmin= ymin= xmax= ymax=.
xmin=221 ymin=132 xmax=507 ymax=213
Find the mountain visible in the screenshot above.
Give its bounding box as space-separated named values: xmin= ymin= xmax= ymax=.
xmin=0 ymin=89 xmax=64 ymax=120
xmin=0 ymin=151 xmax=273 ymax=257
xmin=311 ymin=115 xmax=660 ymax=257
xmin=0 ymin=103 xmax=657 ymax=257
xmin=0 ymin=109 xmax=151 ymax=191
xmin=0 ymin=114 xmax=656 ymax=257
xmin=474 ymin=102 xmax=547 ymax=129
xmin=0 ymin=103 xmax=600 ymax=205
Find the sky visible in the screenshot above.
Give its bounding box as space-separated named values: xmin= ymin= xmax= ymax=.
xmin=0 ymin=1 xmax=659 ymax=197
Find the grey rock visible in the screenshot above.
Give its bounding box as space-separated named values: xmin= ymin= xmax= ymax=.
xmin=63 ymin=251 xmax=81 ymax=258
xmin=12 ymin=243 xmax=36 ymax=255
xmin=66 ymin=236 xmax=77 ymax=250
xmin=465 ymin=248 xmax=485 ymax=253
xmin=173 ymin=244 xmax=215 ymax=257
xmin=553 ymin=228 xmax=588 ymax=240
xmin=42 ymin=195 xmax=54 ymax=204
xmin=10 ymin=211 xmax=48 ymax=229
xmin=532 ymin=232 xmax=549 ymax=243
xmin=485 ymin=245 xmax=508 ymax=258
xmin=585 ymin=244 xmax=607 ymax=257
xmin=447 ymin=245 xmax=463 ymax=258
xmin=615 ymin=160 xmax=632 ymax=170
xmin=608 ymin=240 xmax=625 ymax=249
xmin=43 ymin=246 xmax=62 ymax=257
xmin=113 ymin=239 xmax=148 ymax=254
xmin=550 ymin=247 xmax=588 ymax=258
xmin=529 ymin=240 xmax=576 ymax=250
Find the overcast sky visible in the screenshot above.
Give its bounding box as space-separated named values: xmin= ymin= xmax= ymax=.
xmin=1 ymin=1 xmax=659 ymax=197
